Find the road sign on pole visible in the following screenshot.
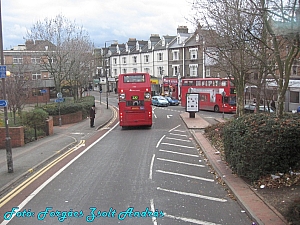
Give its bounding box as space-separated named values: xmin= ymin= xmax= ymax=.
xmin=0 ymin=100 xmax=8 ymax=107
xmin=0 ymin=65 xmax=6 ymax=78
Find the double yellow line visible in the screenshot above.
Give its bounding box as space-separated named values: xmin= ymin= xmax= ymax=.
xmin=0 ymin=140 xmax=85 ymax=208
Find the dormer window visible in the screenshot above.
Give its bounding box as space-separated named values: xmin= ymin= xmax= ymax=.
xmin=136 ymin=42 xmax=139 ymax=51
xmin=196 ymin=34 xmax=200 ymax=42
xmin=162 ymin=37 xmax=165 ymax=47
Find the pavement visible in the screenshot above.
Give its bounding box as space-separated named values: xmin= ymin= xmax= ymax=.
xmin=0 ymin=96 xmax=288 ymax=225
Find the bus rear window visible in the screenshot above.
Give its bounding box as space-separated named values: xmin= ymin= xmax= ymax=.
xmin=124 ymin=75 xmax=145 ymax=83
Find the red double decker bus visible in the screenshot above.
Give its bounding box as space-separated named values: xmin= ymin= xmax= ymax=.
xmin=118 ymin=73 xmax=152 ymax=127
xmin=181 ymin=78 xmax=236 ymax=113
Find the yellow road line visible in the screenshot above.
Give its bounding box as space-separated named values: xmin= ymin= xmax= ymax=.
xmin=0 ymin=140 xmax=85 ymax=207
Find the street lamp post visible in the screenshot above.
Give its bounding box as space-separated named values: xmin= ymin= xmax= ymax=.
xmin=0 ymin=0 xmax=13 ymax=173
xmin=104 ymin=40 xmax=117 ymax=109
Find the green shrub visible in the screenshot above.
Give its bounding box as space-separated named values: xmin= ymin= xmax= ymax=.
xmin=38 ymin=96 xmax=95 ymax=118
xmin=223 ymin=113 xmax=300 ymax=181
xmin=22 ymin=108 xmax=49 ymax=128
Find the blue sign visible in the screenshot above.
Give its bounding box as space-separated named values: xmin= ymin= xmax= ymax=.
xmin=55 ymin=98 xmax=64 ymax=103
xmin=40 ymin=89 xmax=47 ymax=94
xmin=0 ymin=100 xmax=8 ymax=107
xmin=0 ymin=65 xmax=6 ymax=78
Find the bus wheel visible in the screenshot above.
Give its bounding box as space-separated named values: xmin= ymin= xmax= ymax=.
xmin=214 ymin=105 xmax=219 ymax=112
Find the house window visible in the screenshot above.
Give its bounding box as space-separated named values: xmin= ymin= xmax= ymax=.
xmin=189 ymin=48 xmax=198 ymax=60
xmin=158 ymin=67 xmax=164 ymax=75
xmin=144 ymin=55 xmax=149 ymax=63
xmin=123 ymin=69 xmax=127 ymax=73
xmin=172 ymin=50 xmax=179 ymax=60
xmin=122 ymin=57 xmax=126 ymax=64
xmin=113 ymin=69 xmax=117 ymax=76
xmin=13 ymin=57 xmax=23 ymax=64
xmin=205 ymin=67 xmax=211 ymax=77
xmin=158 ymin=53 xmax=163 ymax=61
xmin=31 ymin=57 xmax=40 ymax=64
xmin=189 ymin=64 xmax=198 ymax=77
xmin=133 ymin=68 xmax=137 ymax=73
xmin=133 ymin=56 xmax=137 ymax=64
xmin=172 ymin=65 xmax=179 ymax=76
xmin=32 ymin=73 xmax=41 ymax=80
xmin=290 ymin=91 xmax=299 ymax=103
xmin=144 ymin=68 xmax=150 ymax=73
xmin=113 ymin=58 xmax=117 ymax=65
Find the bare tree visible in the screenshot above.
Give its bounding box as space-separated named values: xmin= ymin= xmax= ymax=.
xmin=26 ymin=14 xmax=94 ymax=99
xmin=193 ymin=0 xmax=300 ymax=117
xmin=192 ymin=0 xmax=261 ymax=116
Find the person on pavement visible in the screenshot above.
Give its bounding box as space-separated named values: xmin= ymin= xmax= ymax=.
xmin=89 ymin=105 xmax=96 ymax=127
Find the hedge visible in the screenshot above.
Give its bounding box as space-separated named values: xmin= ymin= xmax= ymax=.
xmin=223 ymin=113 xmax=300 ymax=181
xmin=38 ymin=96 xmax=95 ymax=118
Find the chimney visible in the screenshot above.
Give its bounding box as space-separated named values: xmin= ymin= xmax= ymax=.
xmin=177 ymin=26 xmax=188 ymax=34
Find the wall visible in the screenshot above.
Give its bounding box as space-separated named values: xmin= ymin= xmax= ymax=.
xmin=52 ymin=111 xmax=83 ymax=126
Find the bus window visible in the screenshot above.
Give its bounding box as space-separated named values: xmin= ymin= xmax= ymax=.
xmin=202 ymin=80 xmax=206 ymax=86
xmin=221 ymin=80 xmax=227 ymax=86
xmin=196 ymin=81 xmax=201 ymax=86
xmin=208 ymin=80 xmax=213 ymax=86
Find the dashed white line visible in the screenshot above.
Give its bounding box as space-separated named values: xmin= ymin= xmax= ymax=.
xmin=159 ymin=149 xmax=199 ymax=157
xmin=165 ymin=137 xmax=191 ymax=142
xmin=157 ymin=187 xmax=227 ymax=202
xmin=149 ymin=154 xmax=155 ymax=180
xmin=156 ymin=135 xmax=165 ymax=148
xmin=156 ymin=170 xmax=214 ymax=182
xmin=156 ymin=158 xmax=205 ymax=167
xmin=161 ymin=142 xmax=195 ymax=149
xmin=164 ymin=213 xmax=222 ymax=225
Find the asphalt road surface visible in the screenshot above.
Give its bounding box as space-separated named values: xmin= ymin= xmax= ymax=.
xmin=1 ymin=103 xmax=250 ymax=225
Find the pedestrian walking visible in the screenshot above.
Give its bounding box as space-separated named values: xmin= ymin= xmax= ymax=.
xmin=89 ymin=105 xmax=96 ymax=127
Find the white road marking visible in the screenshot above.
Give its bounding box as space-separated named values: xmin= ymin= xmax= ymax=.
xmin=149 ymin=154 xmax=155 ymax=180
xmin=156 ymin=170 xmax=214 ymax=182
xmin=169 ymin=133 xmax=187 ymax=137
xmin=165 ymin=137 xmax=191 ymax=142
xmin=173 ymin=129 xmax=186 ymax=133
xmin=164 ymin=213 xmax=222 ymax=225
xmin=169 ymin=124 xmax=181 ymax=132
xmin=150 ymin=199 xmax=158 ymax=225
xmin=161 ymin=142 xmax=195 ymax=149
xmin=157 ymin=187 xmax=227 ymax=202
xmin=167 ymin=115 xmax=173 ymax=118
xmin=156 ymin=158 xmax=205 ymax=168
xmin=159 ymin=149 xmax=199 ymax=157
xmin=156 ymin=135 xmax=165 ymax=148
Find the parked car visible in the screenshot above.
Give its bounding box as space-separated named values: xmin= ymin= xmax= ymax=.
xmin=244 ymin=104 xmax=274 ymax=113
xmin=165 ymin=96 xmax=179 ymax=106
xmin=151 ymin=96 xmax=169 ymax=107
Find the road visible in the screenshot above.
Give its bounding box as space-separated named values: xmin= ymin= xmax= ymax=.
xmin=1 ymin=96 xmax=250 ymax=225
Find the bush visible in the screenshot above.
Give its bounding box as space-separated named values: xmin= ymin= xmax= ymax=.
xmin=39 ymin=96 xmax=95 ymax=118
xmin=22 ymin=108 xmax=49 ymax=128
xmin=223 ymin=113 xmax=300 ymax=181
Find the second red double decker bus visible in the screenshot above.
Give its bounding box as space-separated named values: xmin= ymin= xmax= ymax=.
xmin=118 ymin=73 xmax=152 ymax=128
xmin=180 ymin=77 xmax=236 ymax=113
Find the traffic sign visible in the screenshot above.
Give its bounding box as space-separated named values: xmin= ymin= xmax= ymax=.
xmin=55 ymin=98 xmax=64 ymax=103
xmin=0 ymin=100 xmax=8 ymax=107
xmin=0 ymin=65 xmax=6 ymax=78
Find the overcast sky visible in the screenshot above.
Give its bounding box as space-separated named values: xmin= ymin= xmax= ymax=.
xmin=1 ymin=0 xmax=195 ymax=50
